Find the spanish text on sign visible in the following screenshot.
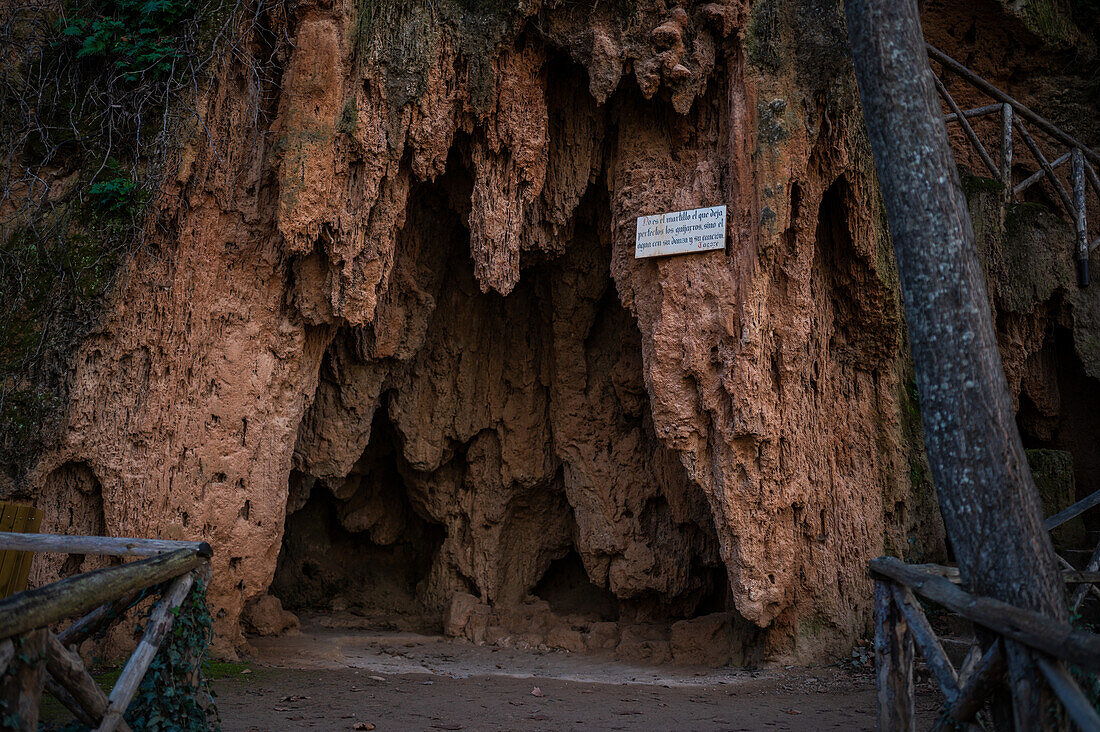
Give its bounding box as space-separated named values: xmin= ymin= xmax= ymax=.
xmin=635 ymin=205 xmax=726 ymax=259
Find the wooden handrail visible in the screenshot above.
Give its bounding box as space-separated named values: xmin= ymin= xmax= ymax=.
xmin=933 ymin=642 xmax=1005 ymax=728
xmin=0 ymin=533 xmax=212 ymax=559
xmin=1044 ymin=488 xmax=1100 ymax=531
xmin=943 ymin=103 xmax=1002 ymax=123
xmin=890 ymin=584 xmax=959 ymax=701
xmin=1060 ymin=570 xmax=1100 ymax=584
xmin=1014 ymin=118 xmax=1078 ymax=217
xmin=926 ymin=44 xmax=1100 ymax=168
xmin=1014 ymin=151 xmax=1072 ymax=195
xmin=57 ymin=591 xmax=143 ymax=647
xmin=0 ymin=536 xmax=215 ymax=729
xmin=908 ymin=563 xmax=1100 ymax=586
xmin=1036 ymin=657 xmax=1100 ymax=731
xmin=0 ymin=549 xmax=202 ymax=640
xmin=869 ymin=556 xmax=1100 ymax=672
xmin=98 ymin=572 xmax=194 ymax=732
xmin=1071 ymin=542 xmax=1100 ymax=613
xmin=933 ymin=74 xmax=999 ymax=178
xmin=872 ymin=470 xmax=1100 ymax=726
xmin=928 ymin=44 xmax=1096 ymax=287
xmin=1086 ymin=158 xmax=1100 ymax=201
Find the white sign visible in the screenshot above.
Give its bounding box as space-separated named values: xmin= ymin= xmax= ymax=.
xmin=635 ymin=205 xmax=726 ymax=259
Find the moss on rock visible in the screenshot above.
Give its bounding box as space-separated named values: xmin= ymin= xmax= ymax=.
xmin=1027 ymin=448 xmax=1086 ymax=549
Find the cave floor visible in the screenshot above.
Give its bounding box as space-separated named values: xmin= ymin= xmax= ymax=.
xmin=213 ymin=621 xmax=941 ymax=731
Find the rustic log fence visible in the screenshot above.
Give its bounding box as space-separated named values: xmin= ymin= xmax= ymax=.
xmin=873 ymin=486 xmax=1100 ymax=730
xmin=927 ymin=44 xmax=1099 ymax=287
xmin=0 ymin=532 xmax=212 ymax=731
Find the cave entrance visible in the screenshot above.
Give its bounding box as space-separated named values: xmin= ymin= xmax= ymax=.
xmin=1017 ymin=322 xmax=1100 ymax=556
xmin=533 ymin=550 xmax=619 ymax=622
xmin=272 ymin=409 xmax=445 ymax=632
xmin=271 ymin=152 xmax=738 ymax=664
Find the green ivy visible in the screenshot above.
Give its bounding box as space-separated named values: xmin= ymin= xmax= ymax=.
xmin=0 ymin=207 xmax=131 ymax=473
xmin=48 ymin=579 xmax=221 ymax=731
xmin=86 ymin=162 xmax=144 ymax=216
xmin=125 ymin=578 xmax=220 ymax=731
xmin=1069 ymin=618 xmax=1100 ymax=712
xmin=57 ymin=0 xmax=200 ymax=82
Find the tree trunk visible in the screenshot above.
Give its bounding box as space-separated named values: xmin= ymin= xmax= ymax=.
xmin=843 ymin=0 xmax=1067 ymax=721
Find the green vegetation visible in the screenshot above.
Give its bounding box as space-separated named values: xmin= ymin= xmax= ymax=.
xmin=353 ymin=0 xmax=533 ymax=121
xmin=0 ymin=206 xmax=133 ymax=471
xmin=959 ymin=173 xmax=1005 ymax=197
xmin=757 ymin=98 xmax=789 ymax=145
xmin=998 ymin=0 xmax=1078 ymax=47
xmin=204 ymin=661 xmax=251 ymax=679
xmin=58 ymin=0 xmax=200 ymax=81
xmin=125 ymin=579 xmax=220 ymax=730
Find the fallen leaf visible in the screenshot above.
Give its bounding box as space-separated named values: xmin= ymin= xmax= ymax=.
xmin=530 ymin=686 xmax=544 ymax=697
xmin=240 ymin=669 xmax=252 ymax=674
xmin=353 ymin=724 xmax=376 ymax=731
xmin=786 ymin=709 xmax=802 ymax=715
xmin=368 ymin=675 xmax=386 ymax=682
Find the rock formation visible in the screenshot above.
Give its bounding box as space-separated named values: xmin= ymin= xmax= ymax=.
xmin=3 ymin=0 xmax=1098 ymax=664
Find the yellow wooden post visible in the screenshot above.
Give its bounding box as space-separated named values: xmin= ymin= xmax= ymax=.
xmin=0 ymin=502 xmax=43 ymax=596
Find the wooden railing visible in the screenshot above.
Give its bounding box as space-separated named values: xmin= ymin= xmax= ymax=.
xmin=928 ymin=44 xmax=1100 ymax=287
xmin=1049 ymin=488 xmax=1100 ymax=617
xmin=0 ymin=533 xmax=212 ymax=731
xmin=872 ymin=486 xmax=1100 ymax=730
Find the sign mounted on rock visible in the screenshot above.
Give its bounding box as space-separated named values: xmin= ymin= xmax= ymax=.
xmin=634 ymin=205 xmax=726 ymax=259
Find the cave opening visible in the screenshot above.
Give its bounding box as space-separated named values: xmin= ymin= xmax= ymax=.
xmin=1017 ymin=321 xmax=1100 ymax=549
xmin=270 ymin=91 xmax=737 ymax=661
xmin=272 ymin=408 xmax=446 ymax=632
xmin=534 ymin=550 xmax=620 ymax=622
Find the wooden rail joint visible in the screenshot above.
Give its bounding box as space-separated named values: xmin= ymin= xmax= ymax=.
xmin=927 ymin=44 xmax=1097 ymax=288
xmin=870 ymin=558 xmax=1100 ymax=730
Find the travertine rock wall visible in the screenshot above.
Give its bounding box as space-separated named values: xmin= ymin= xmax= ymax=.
xmin=14 ymin=0 xmax=1098 ymax=663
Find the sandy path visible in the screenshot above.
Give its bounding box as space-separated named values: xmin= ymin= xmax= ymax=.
xmin=212 ymin=624 xmax=940 ymax=731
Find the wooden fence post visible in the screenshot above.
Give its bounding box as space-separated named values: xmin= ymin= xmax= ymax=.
xmin=1072 ymin=148 xmax=1089 ymax=287
xmin=98 ymin=572 xmax=195 ymax=732
xmin=1001 ymin=103 xmax=1013 ymax=214
xmin=0 ymin=629 xmax=46 ymax=732
xmin=875 ymin=580 xmax=915 ymax=731
xmin=45 ymin=632 xmax=132 ymax=732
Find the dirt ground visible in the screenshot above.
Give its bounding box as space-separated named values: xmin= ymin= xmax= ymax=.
xmin=212 ymin=621 xmax=941 ymax=731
